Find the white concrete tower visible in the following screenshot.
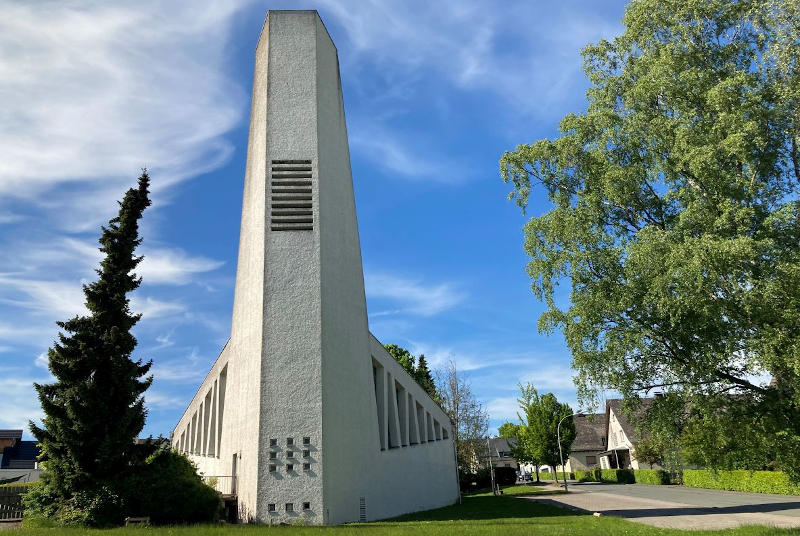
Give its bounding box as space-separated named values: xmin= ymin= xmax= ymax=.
xmin=172 ymin=11 xmax=459 ymax=525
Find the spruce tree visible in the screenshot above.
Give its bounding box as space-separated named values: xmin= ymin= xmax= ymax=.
xmin=414 ymin=354 xmax=437 ymax=401
xmin=28 ymin=170 xmax=154 ymax=525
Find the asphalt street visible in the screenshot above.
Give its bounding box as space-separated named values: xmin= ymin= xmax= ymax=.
xmin=522 ymin=482 xmax=800 ymax=529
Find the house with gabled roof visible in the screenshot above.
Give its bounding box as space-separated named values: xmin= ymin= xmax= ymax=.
xmin=561 ymin=414 xmax=607 ymax=472
xmin=597 ymin=398 xmax=663 ymax=470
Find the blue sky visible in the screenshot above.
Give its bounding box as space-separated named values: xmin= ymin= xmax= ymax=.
xmin=0 ymin=0 xmax=628 ymax=439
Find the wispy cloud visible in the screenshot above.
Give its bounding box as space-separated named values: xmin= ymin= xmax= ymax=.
xmin=349 ymin=125 xmax=469 ymax=183
xmin=318 ymin=0 xmax=624 ymax=117
xmin=0 ymin=377 xmax=47 ymax=433
xmin=150 ymin=347 xmax=209 ymax=383
xmin=0 ymin=1 xmax=249 ymax=204
xmin=131 ymin=296 xmax=187 ymax=319
xmin=365 ymin=270 xmax=466 ymax=317
xmin=138 ymin=248 xmax=224 ymax=285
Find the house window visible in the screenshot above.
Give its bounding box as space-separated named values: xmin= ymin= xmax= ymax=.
xmin=303 ymin=462 xmax=311 ymax=471
xmin=303 ymin=502 xmax=311 ymax=511
xmin=268 ymin=504 xmax=276 ymax=512
xmin=586 ymin=456 xmax=597 ymax=465
xmin=287 ymin=437 xmax=294 ymax=446
xmin=269 ymin=465 xmax=277 ymax=473
xmin=303 ymin=437 xmax=311 ymax=445
xmin=270 ymin=438 xmax=277 ymax=447
xmin=287 ymin=451 xmax=294 ymax=458
xmin=286 ymin=503 xmax=294 ymax=512
xmin=303 ymin=450 xmax=310 ymax=458
xmin=269 ymin=451 xmax=277 ymax=460
xmin=287 ymin=464 xmax=294 ymax=472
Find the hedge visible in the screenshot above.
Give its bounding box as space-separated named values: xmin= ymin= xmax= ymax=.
xmin=684 ymin=470 xmax=800 ymax=495
xmin=572 ymin=468 xmax=635 ymax=483
xmin=633 ymin=469 xmax=671 ymax=485
xmin=535 ymin=472 xmax=574 ymax=481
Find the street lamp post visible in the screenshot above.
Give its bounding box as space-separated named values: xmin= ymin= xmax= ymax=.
xmin=557 ymin=412 xmax=584 ymax=493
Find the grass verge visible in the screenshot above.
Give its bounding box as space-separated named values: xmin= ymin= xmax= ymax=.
xmin=16 ymin=484 xmax=800 ymax=535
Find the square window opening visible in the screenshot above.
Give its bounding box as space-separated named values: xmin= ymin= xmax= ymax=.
xmin=287 ymin=451 xmax=294 ymax=458
xmin=270 ymin=438 xmax=277 ymax=447
xmin=287 ymin=464 xmax=294 ymax=472
xmin=303 ymin=437 xmax=310 ymax=445
xmin=269 ymin=465 xmax=277 ymax=473
xmin=303 ymin=502 xmax=311 ymax=511
xmin=268 ymin=504 xmax=276 ymax=512
xmin=303 ymin=450 xmax=310 ymax=458
xmin=287 ymin=437 xmax=294 ymax=446
xmin=303 ymin=462 xmax=311 ymax=471
xmin=285 ymin=503 xmax=294 ymax=512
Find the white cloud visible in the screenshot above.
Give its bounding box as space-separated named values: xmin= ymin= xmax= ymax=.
xmin=349 ymin=126 xmax=468 ymax=183
xmin=150 ymin=347 xmax=209 ymax=383
xmin=138 ymin=248 xmax=224 ymax=286
xmin=365 ymin=270 xmax=466 ymax=317
xmin=0 ymin=1 xmax=250 ymax=203
xmin=0 ymin=276 xmax=87 ymax=318
xmin=317 ymin=0 xmax=624 ymax=117
xmin=131 ymin=296 xmax=187 ymax=319
xmin=0 ymin=377 xmax=46 ymax=433
xmin=144 ymin=391 xmax=187 ymax=409
xmin=34 ymin=352 xmax=49 ymax=369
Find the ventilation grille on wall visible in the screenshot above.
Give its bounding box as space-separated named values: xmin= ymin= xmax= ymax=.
xmin=359 ymin=497 xmax=366 ymax=522
xmin=270 ymin=159 xmax=313 ymax=231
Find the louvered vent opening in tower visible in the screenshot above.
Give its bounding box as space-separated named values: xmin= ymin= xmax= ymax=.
xmin=270 ymin=159 xmax=313 ymax=231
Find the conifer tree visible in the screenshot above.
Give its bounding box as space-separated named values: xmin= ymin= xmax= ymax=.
xmin=28 ymin=170 xmax=154 ymax=525
xmin=414 ymin=354 xmax=437 ymax=401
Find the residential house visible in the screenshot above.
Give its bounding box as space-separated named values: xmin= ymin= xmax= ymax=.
xmin=0 ymin=430 xmax=40 ymax=470
xmin=487 ymin=437 xmax=519 ymax=470
xmin=598 ymin=398 xmax=663 ymax=470
xmin=561 ymin=414 xmax=606 ymax=472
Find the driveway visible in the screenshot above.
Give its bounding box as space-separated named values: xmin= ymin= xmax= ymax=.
xmin=521 ymin=483 xmax=800 ymax=530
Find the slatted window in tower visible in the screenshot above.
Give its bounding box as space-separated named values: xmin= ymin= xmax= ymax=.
xmin=270 ymin=159 xmax=313 ymax=231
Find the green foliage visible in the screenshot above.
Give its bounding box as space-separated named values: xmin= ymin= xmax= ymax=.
xmin=414 ymin=354 xmax=437 ymax=400
xmin=511 ymin=384 xmax=576 ymax=480
xmin=383 ymin=345 xmax=438 ymax=401
xmin=26 ymin=171 xmax=155 ymax=526
xmin=632 ymin=437 xmax=664 ymax=469
xmin=497 ymin=422 xmax=519 ymax=438
xmin=633 ymin=469 xmax=671 ymax=485
xmin=384 ymin=344 xmax=416 ymax=376
xmin=600 ymin=469 xmax=636 ymax=484
xmin=128 ymin=448 xmax=222 ymax=524
xmin=493 ymin=467 xmax=518 ymax=487
xmin=684 ymin=469 xmax=800 ymax=495
xmin=574 ymin=470 xmax=596 ymax=482
xmin=501 ymin=0 xmax=800 ymax=481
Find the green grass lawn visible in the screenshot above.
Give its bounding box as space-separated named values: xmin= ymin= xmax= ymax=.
xmin=16 ymin=484 xmax=800 ymax=535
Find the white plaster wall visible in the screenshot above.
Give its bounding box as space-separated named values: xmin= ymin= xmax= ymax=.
xmin=257 ymin=10 xmax=323 ymax=524
xmin=172 ymin=10 xmax=459 ymax=525
xmin=362 ymin=338 xmax=460 ymax=521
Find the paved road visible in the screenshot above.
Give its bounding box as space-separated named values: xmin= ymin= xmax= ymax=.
xmin=522 ymin=483 xmax=800 ymax=530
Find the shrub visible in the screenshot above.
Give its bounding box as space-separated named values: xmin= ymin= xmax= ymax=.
xmin=634 ymin=469 xmax=670 ymax=485
xmin=598 ymin=469 xmax=635 ymax=483
xmin=494 ymin=467 xmax=517 ymax=486
xmin=128 ymin=449 xmax=222 ymax=524
xmin=574 ymin=470 xmax=597 ymax=482
xmin=683 ymin=470 xmax=800 ymax=495
xmin=460 ymin=467 xmax=492 ymax=491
